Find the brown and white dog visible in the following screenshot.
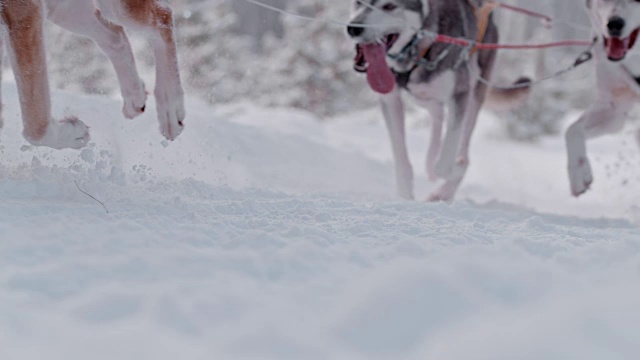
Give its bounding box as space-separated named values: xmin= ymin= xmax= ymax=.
xmin=0 ymin=0 xmax=185 ymax=150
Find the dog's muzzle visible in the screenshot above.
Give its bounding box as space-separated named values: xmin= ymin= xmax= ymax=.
xmin=352 ymin=34 xmax=400 ymax=73
xmin=607 ymin=16 xmax=625 ymax=38
xmin=604 ymin=26 xmax=640 ymax=62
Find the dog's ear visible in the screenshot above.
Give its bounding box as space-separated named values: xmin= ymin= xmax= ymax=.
xmin=585 ymin=0 xmax=591 ymax=9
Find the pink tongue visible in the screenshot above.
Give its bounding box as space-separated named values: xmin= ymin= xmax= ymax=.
xmin=362 ymin=43 xmax=396 ymax=94
xmin=607 ymin=38 xmax=628 ymax=60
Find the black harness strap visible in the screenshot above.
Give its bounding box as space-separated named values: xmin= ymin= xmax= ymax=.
xmin=393 ymin=68 xmax=416 ymax=89
xmin=392 ymin=46 xmax=437 ymax=89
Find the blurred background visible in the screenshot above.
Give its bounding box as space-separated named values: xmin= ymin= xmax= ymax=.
xmin=43 ymin=0 xmax=595 ymax=141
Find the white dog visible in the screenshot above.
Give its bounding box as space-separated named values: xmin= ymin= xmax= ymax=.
xmin=0 ymin=0 xmax=185 ymax=150
xmin=566 ymin=0 xmax=640 ymax=196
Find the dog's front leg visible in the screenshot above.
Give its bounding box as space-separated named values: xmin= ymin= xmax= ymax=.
xmin=565 ymin=102 xmax=627 ymax=197
xmin=380 ymin=86 xmax=414 ymax=200
xmin=1 ymin=0 xmax=89 ymax=150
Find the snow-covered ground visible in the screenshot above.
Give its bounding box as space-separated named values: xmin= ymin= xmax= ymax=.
xmin=2 ymin=83 xmax=640 ymax=359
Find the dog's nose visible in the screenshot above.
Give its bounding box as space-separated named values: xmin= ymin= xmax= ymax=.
xmin=607 ymin=16 xmax=625 ymax=37
xmin=347 ymin=24 xmax=364 ymax=38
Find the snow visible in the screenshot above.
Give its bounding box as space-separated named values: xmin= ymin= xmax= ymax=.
xmin=1 ymin=83 xmax=640 ymax=359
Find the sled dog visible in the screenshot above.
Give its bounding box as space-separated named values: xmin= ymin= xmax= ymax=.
xmin=565 ymin=0 xmax=640 ymax=196
xmin=348 ymin=0 xmax=529 ymax=201
xmin=0 ymin=0 xmax=185 ymax=150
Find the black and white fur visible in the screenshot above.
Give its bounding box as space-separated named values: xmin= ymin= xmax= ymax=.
xmin=566 ymin=0 xmax=640 ymax=196
xmin=348 ymin=0 xmax=499 ymax=201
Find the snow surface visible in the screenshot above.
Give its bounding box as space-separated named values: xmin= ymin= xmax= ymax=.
xmin=1 ymin=83 xmax=640 ymax=359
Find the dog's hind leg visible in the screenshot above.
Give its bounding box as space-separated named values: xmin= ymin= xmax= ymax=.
xmin=425 ymin=100 xmax=445 ymax=182
xmin=433 ymin=89 xmax=469 ymax=180
xmin=455 ymin=66 xmax=494 ymax=177
xmin=458 ymin=43 xmax=496 ymax=170
xmin=145 ymin=3 xmax=185 ymax=141
xmin=429 ymin=89 xmax=470 ymax=202
xmin=47 ymin=0 xmax=147 ymax=120
xmin=565 ymin=102 xmax=628 ymax=197
xmin=1 ymin=0 xmax=89 ymax=149
xmin=380 ymin=86 xmax=414 ymax=200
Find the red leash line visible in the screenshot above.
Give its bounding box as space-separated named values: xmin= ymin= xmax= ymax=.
xmin=476 ymin=40 xmax=594 ymax=50
xmin=433 ymin=34 xmax=593 ymax=51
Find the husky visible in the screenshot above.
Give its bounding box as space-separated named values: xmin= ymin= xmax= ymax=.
xmin=348 ymin=0 xmax=529 ymax=201
xmin=0 ymin=0 xmax=184 ymax=150
xmin=565 ymin=0 xmax=640 ymax=196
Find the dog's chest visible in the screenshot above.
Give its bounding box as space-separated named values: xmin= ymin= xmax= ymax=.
xmin=405 ymin=71 xmax=456 ymax=103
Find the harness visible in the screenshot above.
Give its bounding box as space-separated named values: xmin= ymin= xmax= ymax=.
xmin=389 ymin=0 xmax=497 ymax=87
xmin=472 ymin=1 xmax=500 ymax=56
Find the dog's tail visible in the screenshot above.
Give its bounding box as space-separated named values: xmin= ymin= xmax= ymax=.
xmin=484 ymin=77 xmax=532 ymax=111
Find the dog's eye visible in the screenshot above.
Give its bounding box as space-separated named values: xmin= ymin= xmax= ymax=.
xmin=382 ymin=3 xmax=397 ymax=11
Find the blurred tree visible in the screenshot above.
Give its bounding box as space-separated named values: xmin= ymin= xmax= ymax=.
xmin=230 ymin=0 xmax=287 ymax=52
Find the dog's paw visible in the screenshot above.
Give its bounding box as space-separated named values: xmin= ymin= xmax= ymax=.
xmin=29 ymin=117 xmax=90 ymax=150
xmin=426 ymin=192 xmax=445 ymax=202
xmin=122 ymin=81 xmax=147 ymax=119
xmin=426 ymin=187 xmax=454 ymax=203
xmin=426 ymin=180 xmax=460 ymax=203
xmin=569 ymin=157 xmax=593 ymax=197
xmin=51 ymin=117 xmax=90 ymax=150
xmin=155 ymin=88 xmax=185 ymax=141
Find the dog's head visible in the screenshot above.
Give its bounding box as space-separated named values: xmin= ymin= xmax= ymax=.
xmin=347 ymin=0 xmax=429 ymax=52
xmin=588 ymin=0 xmax=640 ymax=61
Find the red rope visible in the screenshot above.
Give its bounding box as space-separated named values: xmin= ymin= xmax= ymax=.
xmin=433 ymin=34 xmax=593 ymax=51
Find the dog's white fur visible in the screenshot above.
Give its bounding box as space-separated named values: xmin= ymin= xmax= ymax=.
xmin=0 ymin=0 xmax=185 ymax=150
xmin=566 ymin=0 xmax=640 ymax=196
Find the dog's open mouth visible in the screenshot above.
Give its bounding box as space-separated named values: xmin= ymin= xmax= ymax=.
xmin=354 ymin=34 xmax=399 ymax=72
xmin=605 ymin=28 xmax=640 ymax=61
xmin=353 ymin=34 xmax=399 ymax=94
